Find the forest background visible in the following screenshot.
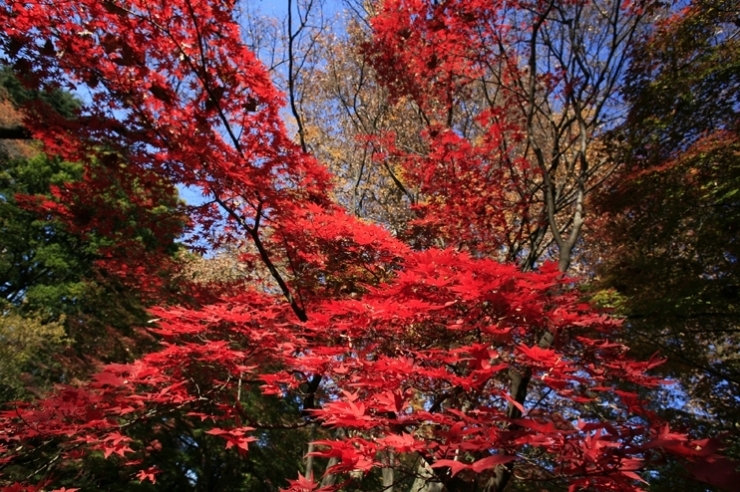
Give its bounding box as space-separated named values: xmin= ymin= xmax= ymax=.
xmin=0 ymin=0 xmax=739 ymax=491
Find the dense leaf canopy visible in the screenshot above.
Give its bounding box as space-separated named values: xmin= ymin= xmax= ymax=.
xmin=0 ymin=1 xmax=738 ymax=491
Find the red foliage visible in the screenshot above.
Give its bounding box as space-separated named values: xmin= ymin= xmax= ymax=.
xmin=363 ymin=0 xmax=539 ymax=257
xmin=0 ymin=0 xmax=736 ymax=490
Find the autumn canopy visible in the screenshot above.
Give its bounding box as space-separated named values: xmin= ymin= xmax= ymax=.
xmin=0 ymin=0 xmax=738 ymax=491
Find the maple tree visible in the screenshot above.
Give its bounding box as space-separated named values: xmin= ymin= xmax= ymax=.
xmin=0 ymin=0 xmax=738 ymax=491
xmin=350 ymin=0 xmax=653 ymax=272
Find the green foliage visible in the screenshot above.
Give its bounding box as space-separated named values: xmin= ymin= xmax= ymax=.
xmin=0 ymin=69 xmax=184 ymax=397
xmin=0 ymin=305 xmax=66 ymax=401
xmin=0 ymin=152 xmax=86 ymax=308
xmin=587 ymin=288 xmax=629 ymax=314
xmin=0 ymin=150 xmax=157 ymax=381
xmin=0 ymin=65 xmax=79 ymax=119
xmin=594 ymin=1 xmax=740 ymax=485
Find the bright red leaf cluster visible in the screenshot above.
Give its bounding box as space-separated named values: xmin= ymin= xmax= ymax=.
xmin=364 ymin=0 xmax=541 ymax=257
